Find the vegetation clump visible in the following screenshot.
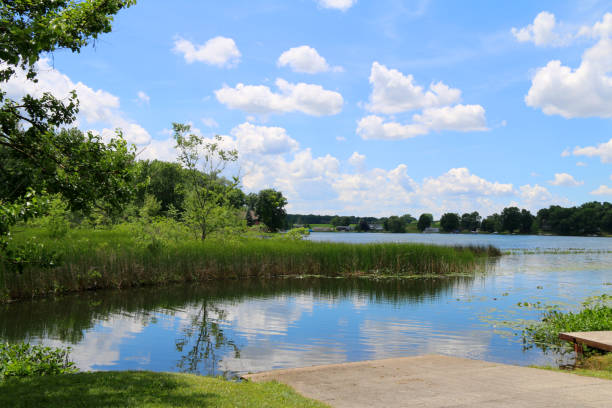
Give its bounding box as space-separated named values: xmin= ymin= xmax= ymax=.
xmin=0 ymin=343 xmax=77 ymax=380
xmin=522 ymin=294 xmax=612 ymax=354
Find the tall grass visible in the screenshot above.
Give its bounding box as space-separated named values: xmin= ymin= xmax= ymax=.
xmin=0 ymin=226 xmax=499 ymax=302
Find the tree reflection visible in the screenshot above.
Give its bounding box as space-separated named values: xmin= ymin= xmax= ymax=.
xmin=174 ymin=300 xmax=240 ymax=377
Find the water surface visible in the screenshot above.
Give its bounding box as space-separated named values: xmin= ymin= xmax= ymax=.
xmin=1 ymin=233 xmax=611 ymax=377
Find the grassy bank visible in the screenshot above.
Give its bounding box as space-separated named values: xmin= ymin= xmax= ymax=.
xmin=536 ymin=354 xmax=612 ymax=381
xmin=0 ymin=371 xmax=327 ymax=407
xmin=0 ymin=226 xmax=499 ymax=302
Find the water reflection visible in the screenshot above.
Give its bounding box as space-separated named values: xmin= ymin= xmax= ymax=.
xmin=0 ymin=277 xmax=477 ymax=376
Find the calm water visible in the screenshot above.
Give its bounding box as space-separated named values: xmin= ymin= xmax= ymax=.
xmin=1 ymin=233 xmax=611 ymax=377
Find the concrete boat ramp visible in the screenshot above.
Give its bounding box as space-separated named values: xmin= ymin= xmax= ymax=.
xmin=244 ymin=355 xmax=612 ymax=408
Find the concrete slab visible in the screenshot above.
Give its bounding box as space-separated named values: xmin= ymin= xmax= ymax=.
xmin=560 ymin=331 xmax=612 ymax=352
xmin=244 ymin=355 xmax=612 ymax=408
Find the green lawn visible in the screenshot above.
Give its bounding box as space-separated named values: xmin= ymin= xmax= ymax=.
xmin=0 ymin=371 xmax=328 ymax=408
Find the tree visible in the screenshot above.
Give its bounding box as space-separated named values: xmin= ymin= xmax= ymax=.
xmin=356 ymin=218 xmax=370 ymax=232
xmin=481 ymin=214 xmax=501 ymax=233
xmin=417 ymin=213 xmax=433 ymax=232
xmin=440 ymin=213 xmax=460 ymax=232
xmin=173 ymin=124 xmax=239 ymax=240
xmin=400 ymin=214 xmax=415 ymax=224
xmin=501 ymin=207 xmax=521 ymax=232
xmin=384 ymin=216 xmax=406 ymax=233
xmin=1 ymin=1 xmax=136 ymax=267
xmin=519 ymin=209 xmax=534 ymax=234
xmin=460 ymin=211 xmax=481 ymax=231
xmin=255 ymin=189 xmax=287 ymax=232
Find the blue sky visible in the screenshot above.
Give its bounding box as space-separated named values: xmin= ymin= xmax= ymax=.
xmin=6 ymin=0 xmax=612 ymax=216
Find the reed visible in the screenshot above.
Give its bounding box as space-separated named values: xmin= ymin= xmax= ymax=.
xmin=0 ymin=226 xmax=499 ymax=302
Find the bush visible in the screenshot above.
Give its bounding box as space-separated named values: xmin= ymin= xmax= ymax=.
xmin=0 ymin=343 xmax=77 ymax=380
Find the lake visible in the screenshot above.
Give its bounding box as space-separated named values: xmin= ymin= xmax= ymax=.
xmin=1 ymin=233 xmax=611 ymax=378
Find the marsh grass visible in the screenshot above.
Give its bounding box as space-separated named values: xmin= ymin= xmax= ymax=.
xmin=0 ymin=226 xmax=499 ymax=302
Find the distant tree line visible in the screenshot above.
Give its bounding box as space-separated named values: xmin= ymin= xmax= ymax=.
xmin=289 ymin=201 xmax=612 ymax=236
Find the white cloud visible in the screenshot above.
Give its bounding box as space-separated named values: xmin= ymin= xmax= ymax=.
xmin=420 ymin=168 xmax=514 ymax=197
xmin=215 ymin=78 xmax=343 ymax=116
xmin=358 ymin=63 xmax=487 ymax=139
xmin=2 ymin=58 xmax=150 ymax=145
xmin=573 ymin=138 xmax=612 ymax=163
xmin=367 ymin=62 xmax=461 ymax=114
xmin=173 ymin=36 xmax=241 ymax=68
xmin=519 ymin=184 xmax=569 ymax=209
xmin=356 ymin=115 xmax=428 ymax=140
xmin=413 ymin=105 xmax=488 ymax=132
xmin=278 ymin=45 xmax=341 ymax=74
xmin=231 ymin=122 xmax=299 ymax=155
xmin=138 ymin=137 xmax=177 ymax=162
xmin=525 ymin=37 xmax=612 ymax=118
xmin=316 ymin=0 xmax=356 ymax=11
xmin=348 ymin=151 xmax=366 ymax=169
xmin=137 ymin=91 xmax=150 ymax=104
xmin=578 ymin=13 xmax=612 ymax=39
xmin=511 ymin=11 xmax=570 ymax=47
xmin=576 ymin=161 xmax=587 ymax=167
xmin=561 ymin=148 xmax=571 ymax=157
xmin=591 ymin=185 xmax=612 ymax=195
xmin=201 ymin=117 xmax=219 ymax=128
xmin=336 ymin=136 xmax=347 ymax=142
xmin=548 ymin=172 xmax=584 ymax=187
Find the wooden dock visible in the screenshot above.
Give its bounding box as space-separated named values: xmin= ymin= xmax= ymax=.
xmin=559 ymin=331 xmax=612 ymax=354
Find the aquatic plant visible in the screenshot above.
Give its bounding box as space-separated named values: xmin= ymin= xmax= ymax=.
xmin=0 ymin=343 xmax=77 ymax=380
xmin=0 ymin=225 xmax=499 ymax=302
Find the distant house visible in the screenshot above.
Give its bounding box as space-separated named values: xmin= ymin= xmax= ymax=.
xmin=336 ymin=226 xmax=351 ymax=232
xmin=369 ymin=224 xmax=384 ymax=231
xmin=311 ymin=226 xmax=334 ymax=232
xmin=423 ymin=227 xmax=440 ymax=233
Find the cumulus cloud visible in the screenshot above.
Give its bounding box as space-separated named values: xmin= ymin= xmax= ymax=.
xmin=173 ymin=36 xmax=241 ymax=68
xmin=356 ymin=115 xmax=428 ymax=140
xmin=591 ymin=185 xmax=612 ymax=195
xmin=231 ymin=122 xmax=299 ymax=155
xmin=420 ymin=168 xmax=514 ymax=197
xmin=511 ymin=11 xmax=571 ymax=46
xmin=2 ymin=58 xmax=151 ymax=145
xmin=348 ymin=151 xmax=366 ymax=169
xmin=316 ymin=0 xmax=356 ymax=11
xmin=357 ymin=63 xmax=487 ymax=140
xmin=215 ymin=78 xmax=343 ymax=116
xmin=518 ymin=184 xmax=570 ymax=209
xmin=578 ymin=13 xmax=612 ymax=39
xmin=548 ymin=173 xmax=584 ymax=187
xmin=367 ymin=62 xmax=461 ymax=114
xmin=278 ymin=45 xmax=341 ymax=74
xmin=573 ymin=138 xmax=612 ymax=163
xmin=526 ymin=38 xmax=612 ymax=118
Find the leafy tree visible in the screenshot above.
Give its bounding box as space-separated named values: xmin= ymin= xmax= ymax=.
xmin=255 ymin=189 xmax=287 ymax=232
xmin=400 ymin=214 xmax=415 ymax=224
xmin=173 ymin=123 xmax=239 ymax=240
xmin=1 ymin=1 xmax=136 ymax=267
xmin=440 ymin=213 xmax=460 ymax=232
xmin=519 ymin=209 xmax=534 ymax=234
xmin=384 ymin=216 xmax=406 ymax=233
xmin=417 ymin=213 xmax=433 ymax=232
xmin=481 ymin=214 xmax=501 ymax=233
xmin=356 ymin=218 xmax=370 ymax=232
xmin=460 ymin=212 xmax=481 ymax=231
xmin=501 ymin=207 xmax=521 ymax=232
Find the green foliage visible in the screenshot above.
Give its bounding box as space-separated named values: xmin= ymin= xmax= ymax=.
xmin=355 ymin=218 xmax=370 ymax=232
xmin=417 ymin=213 xmax=433 ymax=232
xmin=383 ymin=215 xmax=406 ymax=233
xmin=278 ymin=227 xmax=310 ymax=241
xmin=43 ymin=196 xmax=71 ymax=238
xmin=460 ymin=212 xmax=481 ymax=231
xmin=0 ymin=371 xmax=327 ymax=408
xmin=538 ymin=202 xmax=612 ymax=236
xmin=501 ymin=207 xmax=521 ymax=232
xmin=0 ymin=343 xmax=77 ymax=380
xmin=522 ymin=294 xmax=612 ymax=354
xmin=440 ymin=213 xmax=460 ymax=232
xmin=255 ymin=189 xmax=287 ymax=232
xmin=0 ymin=225 xmax=499 ymax=301
xmin=173 ymin=124 xmax=239 ymax=240
xmin=139 ymin=194 xmax=162 ymax=219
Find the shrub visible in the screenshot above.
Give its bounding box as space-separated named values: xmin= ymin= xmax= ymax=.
xmin=0 ymin=343 xmax=77 ymax=380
